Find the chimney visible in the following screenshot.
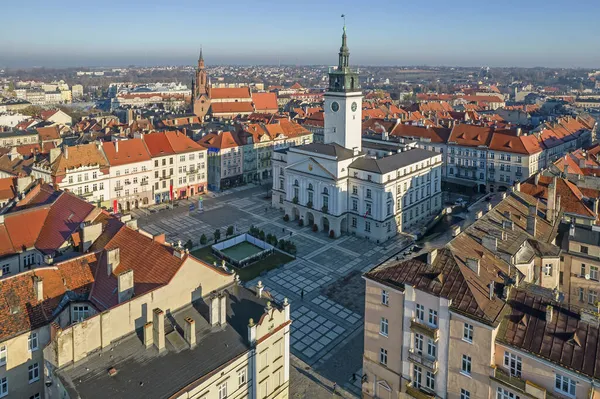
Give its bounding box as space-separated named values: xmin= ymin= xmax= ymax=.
xmin=427 ymin=249 xmax=438 ymax=265
xmin=452 ymin=225 xmax=461 ymax=237
xmin=482 ymin=235 xmax=498 ymax=252
xmin=152 ymin=308 xmax=165 ymax=352
xmin=527 ymin=205 xmax=537 ymax=236
xmin=219 ymin=292 xmax=227 ymax=326
xmin=184 ymin=317 xmax=196 ymax=349
xmin=593 ymin=198 xmax=599 ymax=216
xmin=489 ymin=281 xmax=495 ymax=300
xmin=117 ymin=269 xmax=134 ymax=303
xmin=516 ymin=127 xmax=522 ymax=136
xmin=209 ymin=292 xmax=219 ymax=326
xmin=106 ymin=247 xmax=120 ymax=276
xmin=563 ymin=163 xmax=569 ymax=177
xmin=153 ymin=233 xmax=166 ymax=244
xmin=546 ymin=305 xmax=553 ymax=322
xmin=64 ymin=146 xmax=69 ymax=160
xmin=82 ymin=222 xmax=103 ymax=252
xmin=143 ymin=322 xmax=153 ymax=348
xmin=556 ymin=195 xmax=561 ymax=220
xmin=534 ymin=173 xmax=540 ymax=185
xmin=486 ymin=202 xmax=492 ymax=211
xmin=547 ymin=177 xmax=557 ymax=222
xmin=353 ymin=147 xmax=359 ymax=156
xmin=475 ymin=210 xmax=483 ymax=219
xmin=382 ymin=130 xmax=389 ymax=141
xmin=115 ymin=141 xmax=119 ymax=153
xmin=33 ymin=276 xmax=43 ymax=302
xmin=248 ymin=318 xmax=257 ymax=345
xmin=514 ymin=180 xmax=521 ymax=192
xmin=256 ymin=281 xmax=264 ymax=298
xmin=466 ymin=258 xmax=480 ymax=275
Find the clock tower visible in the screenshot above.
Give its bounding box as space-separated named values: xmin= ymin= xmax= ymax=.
xmin=323 ymin=25 xmax=363 ymax=151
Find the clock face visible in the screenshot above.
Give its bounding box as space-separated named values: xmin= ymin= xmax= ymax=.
xmin=351 ymin=102 xmax=358 ymax=112
xmin=331 ymin=101 xmax=340 ymax=112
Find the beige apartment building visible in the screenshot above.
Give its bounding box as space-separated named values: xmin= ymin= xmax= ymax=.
xmin=0 ymin=196 xmax=291 ymax=399
xmin=361 ymin=190 xmax=600 ymax=399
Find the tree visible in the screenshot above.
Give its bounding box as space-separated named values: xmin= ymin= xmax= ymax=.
xmin=259 ymin=230 xmax=266 ymax=241
xmin=226 ymin=225 xmax=234 ymax=237
xmin=213 ymin=229 xmax=221 ymax=243
xmin=184 ymin=239 xmax=193 ymax=250
xmin=200 ymin=234 xmax=207 ymax=245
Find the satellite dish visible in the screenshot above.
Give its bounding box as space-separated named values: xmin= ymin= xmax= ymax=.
xmin=585 ymin=274 xmax=591 ymax=280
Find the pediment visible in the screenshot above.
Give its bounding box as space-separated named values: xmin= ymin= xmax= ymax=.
xmin=287 ymin=157 xmax=335 ymax=179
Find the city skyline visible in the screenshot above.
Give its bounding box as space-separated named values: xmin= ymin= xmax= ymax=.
xmin=2 ymin=0 xmax=600 ymax=69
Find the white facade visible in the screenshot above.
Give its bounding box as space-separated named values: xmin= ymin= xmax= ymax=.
xmin=324 ymin=90 xmax=362 ymax=151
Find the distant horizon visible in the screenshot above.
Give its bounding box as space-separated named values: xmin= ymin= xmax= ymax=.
xmin=2 ymin=0 xmax=600 ymax=69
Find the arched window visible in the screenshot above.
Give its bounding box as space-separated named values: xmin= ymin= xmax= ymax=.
xmin=294 ymin=179 xmax=299 ymax=186
xmin=308 ymin=183 xmax=313 ymax=191
xmin=323 ymin=187 xmax=329 ymax=195
xmin=351 ymin=77 xmax=355 ymax=89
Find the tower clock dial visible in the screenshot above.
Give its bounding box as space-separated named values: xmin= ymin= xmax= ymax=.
xmin=351 ymin=102 xmax=357 ymax=112
xmin=331 ymin=101 xmax=340 ymax=112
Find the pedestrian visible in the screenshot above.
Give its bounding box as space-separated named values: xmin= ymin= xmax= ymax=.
xmin=300 ymin=289 xmax=304 ymax=300
xmin=333 ymin=382 xmax=337 ymax=394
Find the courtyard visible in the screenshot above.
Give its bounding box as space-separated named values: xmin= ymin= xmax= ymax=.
xmin=133 ymin=185 xmax=413 ymax=397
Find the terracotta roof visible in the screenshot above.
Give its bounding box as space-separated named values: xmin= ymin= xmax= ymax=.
xmin=3 ymin=207 xmax=49 ymax=252
xmin=39 ymin=109 xmax=60 ymax=121
xmin=0 ymin=177 xmax=16 ymax=201
xmin=13 ymin=183 xmax=59 ymax=211
xmin=143 ymin=132 xmax=175 ymax=157
xmin=391 ymin=124 xmax=451 ymax=144
xmin=102 ymin=139 xmax=151 ymax=166
xmin=197 ymin=131 xmax=242 ymax=150
xmin=211 ymin=102 xmax=254 ymax=114
xmin=89 ymin=226 xmax=186 ymax=309
xmin=362 ymin=108 xmax=386 ymax=119
xmin=366 ymin=246 xmax=509 ymax=326
xmin=210 ymin=87 xmax=251 ymax=99
xmin=290 ymin=82 xmax=303 ymax=90
xmin=488 ymin=132 xmax=541 ymax=155
xmin=165 ymin=131 xmax=205 ymax=154
xmin=37 ymin=125 xmax=60 ymax=141
xmin=520 ymin=176 xmax=596 ymax=218
xmin=51 ymin=143 xmax=109 ymax=175
xmin=252 ymin=92 xmax=278 ymax=111
xmin=0 ymin=253 xmax=97 ymax=342
xmin=448 ymin=124 xmax=493 ymax=147
xmin=497 ymin=287 xmax=600 ymax=380
xmin=462 ymin=95 xmax=505 ymax=104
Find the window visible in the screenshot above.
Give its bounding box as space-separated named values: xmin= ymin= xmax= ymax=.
xmin=351 ymin=217 xmax=357 ymax=228
xmin=0 ymin=377 xmax=6 ymax=398
xmin=591 ymin=266 xmax=599 ymax=281
xmin=28 ymin=362 xmax=39 ymax=383
xmin=427 ymin=339 xmax=436 ymax=358
xmin=416 ymin=304 xmax=425 ymax=321
xmin=73 ymin=305 xmax=89 ymax=322
xmin=555 ymin=373 xmax=576 ymax=397
xmin=1 ymin=264 xmax=9 ymax=276
xmin=381 ymin=290 xmax=389 ymax=306
xmin=352 ymin=185 xmax=358 ymax=195
xmin=463 ymin=323 xmax=473 ymax=343
xmin=497 ymin=387 xmax=520 ymax=399
xmin=238 ymin=369 xmax=247 ymax=386
xmin=366 ymin=202 xmax=372 ymax=215
xmin=579 ymin=287 xmax=585 ymax=302
xmin=0 ymin=345 xmax=5 ymax=365
xmin=588 ymin=289 xmax=597 ymax=305
xmin=28 ymin=332 xmax=38 ymax=351
xmin=425 ymin=370 xmax=435 ymax=390
xmin=544 ymin=264 xmax=553 ymax=276
xmin=30 ymin=394 xmax=40 ymax=399
xmin=380 ymin=317 xmax=388 ymax=336
xmin=380 ymin=348 xmax=388 ymax=365
xmin=352 ymin=199 xmax=358 ymax=211
xmin=581 ymin=263 xmax=586 ymax=277
xmin=366 ymin=188 xmax=372 ymax=199
xmin=428 ymin=309 xmax=438 ymax=327
xmin=261 ymin=378 xmax=269 ymax=398
xmin=461 ymin=389 xmax=470 ymax=399
xmin=413 ymin=365 xmax=422 ymax=388
xmin=414 ymin=333 xmax=424 ymax=353
xmin=218 ymin=381 xmax=228 ymax=399
xmin=461 ymin=355 xmax=471 ymax=376
xmin=504 ymin=351 xmax=522 ymax=377
xmin=581 ymin=245 xmax=589 ymax=254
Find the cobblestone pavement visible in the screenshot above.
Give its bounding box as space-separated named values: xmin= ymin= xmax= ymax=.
xmin=134 ymin=186 xmax=413 ymax=395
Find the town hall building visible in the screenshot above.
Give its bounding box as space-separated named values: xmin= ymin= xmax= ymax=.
xmin=272 ymin=27 xmax=443 ymax=242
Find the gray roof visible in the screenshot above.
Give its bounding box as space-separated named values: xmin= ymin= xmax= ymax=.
xmin=295 ymin=142 xmax=356 ymax=160
xmin=0 ymin=129 xmax=38 ymax=138
xmin=561 ymin=224 xmax=600 ymax=249
xmin=56 ymin=285 xmax=276 ymax=399
xmin=349 ymin=148 xmax=438 ymax=174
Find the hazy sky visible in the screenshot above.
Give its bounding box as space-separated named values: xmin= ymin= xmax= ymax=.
xmin=2 ymin=0 xmax=599 ymax=68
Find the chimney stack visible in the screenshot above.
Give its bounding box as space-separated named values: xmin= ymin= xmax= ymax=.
xmin=219 ymin=292 xmax=227 ymax=326
xmin=33 ymin=276 xmax=43 ymax=302
xmin=248 ymin=318 xmax=257 ymax=345
xmin=514 ymin=180 xmax=521 ymax=192
xmin=143 ymin=322 xmax=153 ymax=348
xmin=427 ymin=249 xmax=438 ymax=265
xmin=489 ymin=281 xmax=495 ymax=300
xmin=82 ymin=222 xmax=103 ymax=252
xmin=184 ymin=317 xmax=196 ymax=349
xmin=115 ymin=141 xmax=119 ymax=153
xmin=546 ymin=180 xmax=556 ymax=222
xmin=106 ymin=247 xmax=120 ymax=276
xmin=64 ymin=146 xmax=69 ymax=160
xmin=152 ymin=308 xmax=165 ymax=352
xmin=117 ymin=269 xmax=134 ymax=303
xmin=209 ymin=292 xmax=219 ymax=326
xmin=534 ymin=173 xmax=540 ymax=185
xmin=546 ymin=305 xmax=553 ymax=322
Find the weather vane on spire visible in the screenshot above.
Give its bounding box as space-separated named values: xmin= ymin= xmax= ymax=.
xmin=341 ymin=14 xmax=346 ymax=32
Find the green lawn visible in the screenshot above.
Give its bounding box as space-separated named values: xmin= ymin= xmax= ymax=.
xmin=191 ymin=246 xmax=294 ymax=281
xmin=221 ymin=241 xmax=263 ymax=261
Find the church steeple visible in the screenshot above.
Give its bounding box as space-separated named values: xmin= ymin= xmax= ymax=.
xmin=198 ymin=46 xmax=205 ymax=69
xmin=328 ymin=21 xmax=359 ymax=93
xmin=338 ymin=25 xmax=350 ymax=69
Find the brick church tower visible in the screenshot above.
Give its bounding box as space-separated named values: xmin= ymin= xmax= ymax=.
xmin=191 ymin=48 xmax=211 ymax=120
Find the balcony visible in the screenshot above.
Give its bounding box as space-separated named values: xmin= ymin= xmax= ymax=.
xmin=516 ymin=171 xmax=523 ymax=177
xmin=406 ymin=383 xmax=436 ymax=399
xmin=80 ymin=191 xmax=93 ymax=198
xmin=491 ymin=366 xmax=560 ymax=399
xmin=410 ymin=318 xmax=439 ymax=341
xmin=187 ymin=169 xmax=197 ymax=175
xmin=408 ymin=350 xmax=438 ymax=372
xmin=457 ymin=164 xmax=478 ymax=171
xmin=160 ymin=175 xmax=170 ymax=181
xmin=114 ymin=186 xmax=123 ymax=192
xmin=140 ymin=181 xmax=149 ymax=186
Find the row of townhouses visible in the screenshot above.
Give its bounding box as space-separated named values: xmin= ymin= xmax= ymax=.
xmin=362 ymin=185 xmax=600 ymax=399
xmin=0 ymin=183 xmax=291 ymax=399
xmin=30 ymin=131 xmax=207 ymax=210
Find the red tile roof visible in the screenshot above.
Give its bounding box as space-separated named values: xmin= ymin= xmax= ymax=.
xmin=165 ymin=131 xmax=205 ymax=154
xmin=488 ymin=132 xmax=541 ymax=155
xmin=520 ymin=176 xmax=596 ymax=218
xmin=211 ymin=102 xmax=254 ymax=114
xmin=143 ymin=132 xmax=174 ymax=157
xmin=210 ymin=87 xmax=251 ymax=99
xmin=37 ymin=125 xmax=60 ymax=141
xmin=3 ymin=207 xmax=49 ymax=252
xmin=391 ymin=124 xmax=451 ymax=144
xmin=197 ymin=131 xmax=242 ymax=150
xmin=51 ymin=143 xmax=109 ymax=175
xmin=448 ymin=124 xmax=493 ymax=147
xmin=102 ymin=139 xmax=151 ymax=166
xmin=0 ymin=177 xmax=16 ymax=201
xmin=252 ymin=92 xmax=278 ymax=111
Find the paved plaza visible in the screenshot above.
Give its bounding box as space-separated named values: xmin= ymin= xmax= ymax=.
xmin=134 ymin=186 xmax=413 ymax=396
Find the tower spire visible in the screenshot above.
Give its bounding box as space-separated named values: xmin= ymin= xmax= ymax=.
xmin=199 ymin=46 xmax=203 ymax=62
xmin=338 ymin=15 xmax=350 ymax=69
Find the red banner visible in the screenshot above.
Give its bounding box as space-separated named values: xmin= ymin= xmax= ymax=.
xmin=169 ymin=185 xmax=173 ymax=201
xmin=113 ymin=199 xmax=118 ymax=214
